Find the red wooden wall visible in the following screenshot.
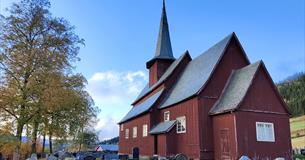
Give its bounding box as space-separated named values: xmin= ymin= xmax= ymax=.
xmin=235 ymin=66 xmax=292 ymax=159
xmin=158 ymin=97 xmax=201 ymax=159
xmin=212 ymin=113 xmax=238 ymax=160
xmin=118 ymin=113 xmax=154 ymax=156
xmin=198 ymin=36 xmax=249 ymax=159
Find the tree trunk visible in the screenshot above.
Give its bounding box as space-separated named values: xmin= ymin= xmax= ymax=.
xmin=31 ymin=121 xmax=39 ymax=154
xmin=42 ymin=132 xmax=46 ymax=153
xmin=13 ymin=122 xmax=24 ymax=160
xmin=79 ymin=142 xmax=81 ymax=152
xmin=79 ymin=127 xmax=84 ymax=151
xmin=49 ymin=131 xmax=53 ymax=154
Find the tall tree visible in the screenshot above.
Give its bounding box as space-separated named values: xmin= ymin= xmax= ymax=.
xmin=0 ymin=0 xmax=83 ymax=159
xmin=39 ymin=72 xmax=98 ymax=153
xmin=76 ymin=131 xmax=99 ymax=151
xmin=278 ymin=72 xmax=305 ymax=117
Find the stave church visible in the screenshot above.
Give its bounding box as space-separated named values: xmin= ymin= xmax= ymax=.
xmin=118 ymin=1 xmax=292 ymax=159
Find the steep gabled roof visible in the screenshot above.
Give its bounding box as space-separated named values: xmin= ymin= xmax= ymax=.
xmin=209 ymin=61 xmax=261 ymax=115
xmin=119 ymin=89 xmax=164 ymax=124
xmin=133 ymin=52 xmax=190 ymax=105
xmin=149 ymin=120 xmax=176 ymax=134
xmin=125 ymin=33 xmax=250 ymax=122
xmin=159 ymin=33 xmax=236 ymax=109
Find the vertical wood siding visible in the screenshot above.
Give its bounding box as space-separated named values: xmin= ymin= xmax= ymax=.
xmin=119 ymin=114 xmax=154 ymax=156
xmin=235 ymin=112 xmax=292 ymax=159
xmin=235 ymin=66 xmax=292 ymax=159
xmin=158 ymin=97 xmax=200 ymax=159
xmin=239 ymin=67 xmax=288 ymax=114
xmin=212 ymin=113 xmax=238 ymax=160
xmin=198 ymin=37 xmax=249 ymax=159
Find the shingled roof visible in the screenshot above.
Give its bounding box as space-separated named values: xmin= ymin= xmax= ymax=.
xmin=209 ymin=61 xmax=261 ymax=115
xmin=119 ymin=89 xmax=164 ymax=123
xmin=124 ymin=33 xmax=249 ymax=123
xmin=133 ymin=52 xmax=190 ymax=105
xmin=150 ymin=120 xmax=176 ymax=134
xmin=159 ymin=33 xmax=236 ymax=109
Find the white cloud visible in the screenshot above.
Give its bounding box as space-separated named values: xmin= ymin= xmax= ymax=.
xmin=86 ymin=70 xmax=147 ymax=140
xmin=95 ymin=116 xmax=119 ymax=140
xmin=87 ymin=70 xmax=147 ymax=105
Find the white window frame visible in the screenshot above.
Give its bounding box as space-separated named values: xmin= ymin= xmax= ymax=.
xmin=125 ymin=129 xmax=129 ymax=139
xmin=164 ymin=111 xmax=170 ymax=121
xmin=133 ymin=127 xmax=137 ymax=138
xmin=143 ymin=124 xmax=148 ymax=137
xmin=120 ymin=124 xmax=124 ymax=131
xmin=256 ymin=122 xmax=275 ymax=142
xmin=176 ymin=116 xmax=186 ymax=134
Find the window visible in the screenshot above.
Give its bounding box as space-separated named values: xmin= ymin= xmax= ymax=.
xmin=125 ymin=129 xmax=129 ymax=139
xmin=120 ymin=124 xmax=124 ymax=131
xmin=143 ymin=124 xmax=148 ymax=137
xmin=133 ymin=127 xmax=137 ymax=138
xmin=176 ymin=116 xmax=186 ymax=133
xmin=256 ymin=122 xmax=275 ymax=142
xmin=164 ymin=111 xmax=170 ymax=121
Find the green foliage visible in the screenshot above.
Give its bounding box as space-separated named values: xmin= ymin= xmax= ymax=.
xmin=278 ymin=72 xmax=305 ymax=117
xmin=293 ymin=154 xmax=305 ymax=160
xmin=76 ymin=130 xmax=99 ymax=151
xmin=0 ymin=0 xmax=99 ymax=157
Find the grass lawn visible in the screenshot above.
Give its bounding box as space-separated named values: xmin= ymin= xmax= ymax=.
xmin=291 ymin=136 xmax=305 ymax=148
xmin=290 ymin=115 xmax=305 ymax=149
xmin=290 ymin=115 xmax=305 ymax=132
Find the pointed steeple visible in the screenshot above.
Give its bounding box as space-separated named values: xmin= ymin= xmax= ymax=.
xmin=155 ymin=0 xmax=174 ymax=58
xmin=146 ymin=0 xmax=175 ymax=68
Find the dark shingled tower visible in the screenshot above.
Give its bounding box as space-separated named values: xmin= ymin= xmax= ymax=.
xmin=147 ymin=0 xmax=175 ymax=87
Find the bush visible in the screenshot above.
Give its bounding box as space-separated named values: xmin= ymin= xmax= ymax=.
xmin=294 ymin=154 xmax=305 ymax=160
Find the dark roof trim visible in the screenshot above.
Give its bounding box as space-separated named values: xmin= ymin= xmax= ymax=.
xmin=146 ymin=57 xmax=175 ymax=69
xmin=196 ymin=32 xmax=251 ymax=95
xmin=158 ymin=94 xmax=198 ymax=110
xmin=118 ymin=89 xmax=164 ymax=124
xmin=158 ymin=33 xmax=246 ymax=109
xmin=132 ymin=51 xmax=191 ymax=105
xmin=209 ymin=61 xmax=291 ymax=116
xmin=256 ymin=61 xmax=291 ymax=115
xmin=209 ymin=61 xmax=261 ymax=115
xmin=149 ymin=120 xmax=176 ymax=135
xmin=209 ymin=70 xmax=237 ymax=115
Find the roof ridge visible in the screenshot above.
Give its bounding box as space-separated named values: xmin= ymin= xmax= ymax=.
xmin=236 ymin=60 xmax=262 ymax=72
xmin=192 ymin=32 xmax=234 ymax=61
xmin=159 ymin=33 xmax=236 ymax=109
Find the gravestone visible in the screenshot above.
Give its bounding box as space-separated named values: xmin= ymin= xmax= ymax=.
xmin=47 ymin=154 xmax=58 ymax=160
xmin=175 ymin=154 xmax=188 ymax=160
xmin=239 ymin=156 xmax=250 ymax=160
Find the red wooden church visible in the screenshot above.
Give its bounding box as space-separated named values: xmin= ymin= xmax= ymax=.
xmin=118 ymin=1 xmax=292 ymax=159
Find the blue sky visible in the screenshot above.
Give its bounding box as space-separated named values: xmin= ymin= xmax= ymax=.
xmin=1 ymin=0 xmax=304 ymax=140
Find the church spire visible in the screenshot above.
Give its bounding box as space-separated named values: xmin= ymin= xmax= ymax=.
xmin=147 ymin=0 xmax=175 ymax=68
xmin=155 ymin=0 xmax=174 ymax=59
